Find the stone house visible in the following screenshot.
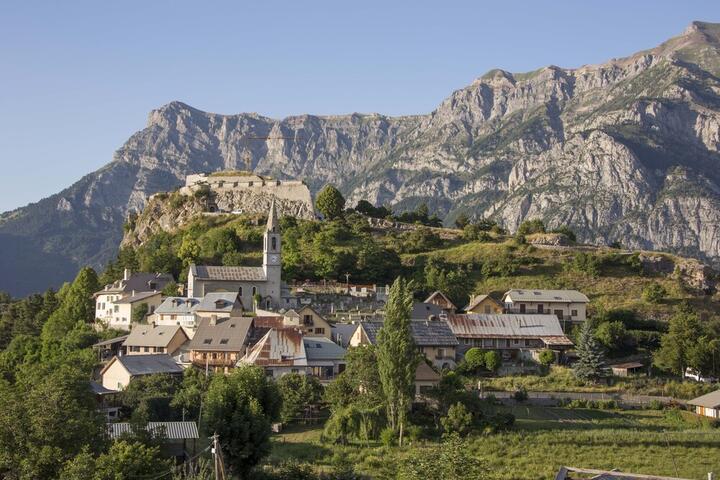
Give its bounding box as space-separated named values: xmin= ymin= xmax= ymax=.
xmin=122 ymin=325 xmax=189 ymax=357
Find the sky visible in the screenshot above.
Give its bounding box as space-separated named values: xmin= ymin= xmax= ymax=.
xmin=1 ymin=1 xmax=719 ymax=212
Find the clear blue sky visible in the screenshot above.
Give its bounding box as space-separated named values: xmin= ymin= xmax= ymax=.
xmin=1 ymin=1 xmax=719 ymax=212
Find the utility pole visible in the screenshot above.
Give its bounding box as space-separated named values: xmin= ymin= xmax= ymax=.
xmin=212 ymin=432 xmax=220 ymax=480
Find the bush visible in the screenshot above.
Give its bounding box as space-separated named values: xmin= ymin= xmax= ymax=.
xmin=565 ymin=252 xmax=600 ymax=277
xmin=484 ymin=351 xmax=501 ymax=372
xmin=513 ymin=387 xmax=528 ymax=402
xmin=516 ymin=219 xmax=545 ymax=236
xmin=538 ymin=349 xmax=555 ymax=366
xmin=404 ymin=424 xmax=424 ymax=444
xmin=647 ymin=399 xmax=665 ymax=411
xmin=379 ymin=427 xmax=396 ymax=447
xmin=594 ymin=321 xmax=628 ymax=351
xmin=464 ymin=348 xmax=486 ymax=372
xmin=642 ymin=282 xmax=667 ymax=303
xmin=441 ymin=402 xmax=473 ymax=436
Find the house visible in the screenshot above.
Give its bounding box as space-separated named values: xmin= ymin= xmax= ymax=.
xmin=303 ymin=336 xmax=347 ymax=381
xmin=90 ymin=381 xmax=120 ymax=421
xmin=108 ymin=422 xmax=199 ymax=459
xmin=289 ymin=306 xmax=332 ymax=338
xmin=97 ymin=290 xmax=163 ymax=331
xmin=100 ymin=354 xmax=183 ymax=390
xmin=194 ymin=292 xmax=245 ymax=320
xmin=92 ymin=335 xmax=128 ymax=362
xmin=331 ymin=323 xmax=359 ymax=348
xmin=610 ymin=362 xmax=645 ymax=377
xmin=424 ymin=291 xmax=457 ymax=314
xmin=502 ymin=289 xmax=589 ymax=323
xmin=446 ymin=313 xmax=573 ymax=362
xmin=350 ymin=320 xmax=459 ymax=369
xmin=187 ymin=316 xmax=253 ymax=373
xmin=411 ymin=302 xmax=444 ymax=321
xmin=123 ymin=325 xmax=189 ymax=356
xmin=240 ymin=327 xmax=307 ymax=379
xmin=464 ymin=294 xmax=503 ymax=314
xmin=414 ymin=362 xmax=441 ymax=399
xmin=687 ymin=390 xmax=720 ymax=418
xmin=555 ymin=466 xmax=691 ymax=480
xmin=94 ymin=269 xmax=173 ymax=329
xmin=152 ymin=297 xmax=201 ymax=333
xmin=187 ymin=201 xmax=286 ymax=309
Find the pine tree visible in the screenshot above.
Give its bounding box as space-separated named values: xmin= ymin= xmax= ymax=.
xmin=573 ymin=321 xmax=608 ymax=382
xmin=376 ymin=277 xmax=419 ymax=446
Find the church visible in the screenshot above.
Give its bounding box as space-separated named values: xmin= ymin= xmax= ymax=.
xmin=187 ymin=200 xmax=290 ymax=310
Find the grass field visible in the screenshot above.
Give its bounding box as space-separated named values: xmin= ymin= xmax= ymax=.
xmin=267 ymin=406 xmax=720 ymax=479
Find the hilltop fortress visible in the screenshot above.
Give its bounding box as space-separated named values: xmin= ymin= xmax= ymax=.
xmin=180 ymin=171 xmax=315 ymax=220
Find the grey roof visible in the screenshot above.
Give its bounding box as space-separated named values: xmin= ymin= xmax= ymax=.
xmin=96 ymin=272 xmax=173 ymax=295
xmin=195 ymin=292 xmax=242 ymax=312
xmin=360 ymin=321 xmax=459 ymax=347
xmin=446 ymin=314 xmax=567 ymax=339
xmin=411 ymin=302 xmax=444 ymax=320
xmin=303 ymin=336 xmax=347 ymax=361
xmin=191 ymin=264 xmax=266 ymax=282
xmin=114 ymin=290 xmax=161 ymax=304
xmin=107 ymin=422 xmax=199 ymax=440
xmin=110 ymin=354 xmax=183 ymax=376
xmin=188 ymin=316 xmax=253 ymax=352
xmin=123 ymin=325 xmax=187 ymax=348
xmin=331 ymin=323 xmax=359 ymax=348
xmin=155 ymin=297 xmax=201 ymax=315
xmin=90 ymin=381 xmax=117 ymax=395
xmin=556 ymin=466 xmax=691 ymax=480
xmin=92 ymin=335 xmax=128 ymax=348
xmin=504 ymin=289 xmax=589 ymax=303
xmin=687 ymin=389 xmax=720 ymax=408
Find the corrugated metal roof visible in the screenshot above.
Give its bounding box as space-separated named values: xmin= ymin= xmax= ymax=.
xmin=188 ymin=316 xmax=253 ymax=352
xmin=191 ymin=264 xmax=266 ymax=282
xmin=112 ymin=354 xmax=184 ymax=376
xmin=303 ymin=337 xmax=347 ymax=361
xmin=446 ymin=314 xmax=566 ymax=338
xmin=92 ymin=335 xmax=128 ymax=348
xmin=123 ymin=325 xmax=187 ymax=348
xmin=688 ymin=389 xmax=720 ymax=408
xmin=107 ymin=421 xmax=199 ymax=440
xmin=504 ymin=289 xmax=589 ymax=303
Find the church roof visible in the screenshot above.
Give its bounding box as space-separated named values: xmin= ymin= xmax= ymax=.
xmin=190 ymin=265 xmax=266 ymax=282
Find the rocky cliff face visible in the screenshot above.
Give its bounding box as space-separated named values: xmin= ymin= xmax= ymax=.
xmin=3 ymin=21 xmax=720 ymax=296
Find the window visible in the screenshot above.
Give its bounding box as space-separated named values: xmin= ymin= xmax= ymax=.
xmin=506 ymin=339 xmax=511 ymax=348
xmin=554 ymin=310 xmax=564 ymax=320
xmin=537 ymin=304 xmax=544 ymax=313
xmin=238 ymin=286 xmax=243 ymax=296
xmin=266 ymin=299 xmax=271 ymax=308
xmin=291 ymin=368 xmax=299 ymax=374
xmin=315 ymin=327 xmax=325 ymax=334
xmin=114 ymin=305 xmax=119 ymax=313
xmin=203 ymin=338 xmax=212 ymax=344
xmin=171 ymin=315 xmax=176 ymax=320
xmin=513 ymin=339 xmax=519 ymax=345
xmin=484 ymin=306 xmax=491 ymax=313
xmin=304 ymin=315 xmax=313 ymax=325
xmin=524 ymin=339 xmax=530 ymax=347
xmin=271 ymin=236 xmax=277 ymax=250
xmin=220 ymin=339 xmax=229 ymax=345
xmin=252 ymin=286 xmax=257 ymax=295
xmin=571 ymin=309 xmax=578 ymax=317
xmin=437 ymin=348 xmax=446 ymax=359
xmin=519 ymin=304 xmax=526 ymax=313
xmin=143 ymin=347 xmax=149 ymax=352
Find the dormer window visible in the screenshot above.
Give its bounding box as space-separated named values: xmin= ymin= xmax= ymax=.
xmin=203 ymin=339 xmax=212 ymax=344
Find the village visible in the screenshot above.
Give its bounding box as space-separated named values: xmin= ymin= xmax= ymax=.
xmin=76 ymin=182 xmax=720 ymax=480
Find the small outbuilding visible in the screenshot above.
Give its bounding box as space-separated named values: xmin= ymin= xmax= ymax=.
xmin=687 ymin=389 xmax=720 ymax=419
xmin=609 ymin=362 xmax=645 ymax=377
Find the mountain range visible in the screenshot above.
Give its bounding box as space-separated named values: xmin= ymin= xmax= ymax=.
xmin=3 ymin=21 xmax=720 ymax=297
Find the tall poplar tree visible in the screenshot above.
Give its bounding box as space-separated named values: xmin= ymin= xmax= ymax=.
xmin=376 ymin=277 xmax=419 ymax=446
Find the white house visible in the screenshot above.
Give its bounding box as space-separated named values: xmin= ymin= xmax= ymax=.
xmin=152 ymin=297 xmax=201 ymax=333
xmin=94 ymin=269 xmax=172 ymax=330
xmin=688 ymin=390 xmax=720 ymax=418
xmin=502 ymin=289 xmax=589 ymax=324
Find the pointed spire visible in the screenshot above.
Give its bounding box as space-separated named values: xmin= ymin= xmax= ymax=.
xmin=266 ymin=198 xmax=278 ymax=232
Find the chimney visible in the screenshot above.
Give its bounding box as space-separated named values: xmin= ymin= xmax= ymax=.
xmin=210 ymin=315 xmax=217 ymax=326
xmin=123 ymin=268 xmax=131 ymax=281
xmin=131 ymin=290 xmax=136 ymax=297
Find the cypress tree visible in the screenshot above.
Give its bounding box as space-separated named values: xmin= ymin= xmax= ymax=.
xmin=376 ymin=277 xmax=419 ymax=446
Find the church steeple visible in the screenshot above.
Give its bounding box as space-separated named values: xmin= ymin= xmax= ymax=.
xmin=266 ymin=198 xmax=278 ymax=233
xmin=263 ymin=199 xmax=281 ymax=269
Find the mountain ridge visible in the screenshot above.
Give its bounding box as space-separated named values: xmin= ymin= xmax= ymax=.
xmin=3 ymin=21 xmax=720 ymax=296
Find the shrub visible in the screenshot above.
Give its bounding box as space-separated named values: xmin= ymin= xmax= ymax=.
xmin=513 ymin=387 xmax=528 ymax=402
xmin=594 ymin=321 xmax=628 ymax=351
xmin=596 ymin=399 xmax=618 ymax=410
xmin=642 ymin=282 xmax=667 ymax=303
xmin=516 ymin=219 xmax=545 ymax=236
xmin=484 ymin=351 xmax=501 ymax=372
xmin=379 ymin=427 xmax=396 ymax=447
xmin=441 ymin=402 xmax=473 ymax=436
xmin=565 ymin=252 xmax=600 ymax=277
xmin=647 ymin=399 xmax=665 ymax=411
xmin=464 ymin=348 xmax=486 ymax=372
xmin=404 ymin=424 xmax=424 ymax=444
xmin=538 ymin=349 xmax=555 ymax=366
